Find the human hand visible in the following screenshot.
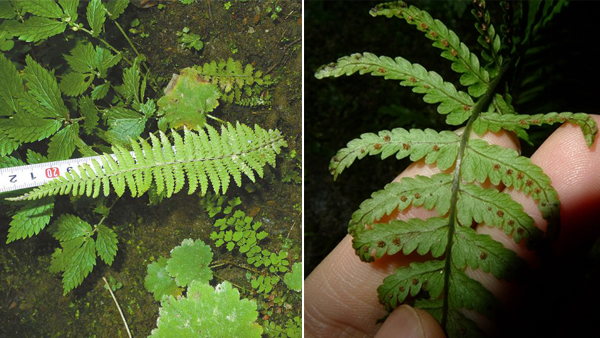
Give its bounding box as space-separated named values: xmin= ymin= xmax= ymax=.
xmin=305 ymin=115 xmax=600 ymax=338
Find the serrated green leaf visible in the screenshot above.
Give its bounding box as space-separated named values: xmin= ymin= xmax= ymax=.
xmin=353 ymin=217 xmax=448 ymax=262
xmin=315 ymin=52 xmax=474 ymax=124
xmin=122 ymin=62 xmax=141 ymax=104
xmin=145 ymin=257 xmax=183 ymax=301
xmin=150 ymin=281 xmax=262 ymax=338
xmin=452 ymin=226 xmax=525 ymax=279
xmin=474 ymin=112 xmax=598 ymax=148
xmin=53 ymin=214 xmax=94 ymax=242
xmin=378 ymin=260 xmax=445 ymax=311
xmin=79 ymin=96 xmax=98 ymax=134
xmin=95 ymin=47 xmax=121 ymax=78
xmin=369 ymin=2 xmax=490 ymax=97
xmin=60 ymin=71 xmax=94 ymax=96
xmin=0 ymin=111 xmax=61 ymax=143
xmin=464 ymin=138 xmax=560 ymax=238
xmin=96 ymin=224 xmax=118 ymax=265
xmin=87 ymin=0 xmax=106 ymax=37
xmin=91 ymin=82 xmax=110 ymax=100
xmin=104 ymin=107 xmax=147 ymax=145
xmin=64 ymin=43 xmax=97 ymax=74
xmin=48 ymin=124 xmax=78 ymax=160
xmin=0 ymin=134 xmax=20 ymax=157
xmin=6 ymin=198 xmax=54 ymax=243
xmin=21 ymin=0 xmax=64 ymax=18
xmin=166 ymin=239 xmax=213 ymax=287
xmin=458 ymin=183 xmax=541 ymax=245
xmin=24 ymin=55 xmax=68 ymax=118
xmin=0 ymin=53 xmax=25 ymax=113
xmin=60 ymin=236 xmax=97 ymax=295
xmin=7 ymin=16 xmax=67 ymax=42
xmin=105 ymin=0 xmax=129 ymax=20
xmin=348 ymin=174 xmax=453 ymax=235
xmin=58 ymin=0 xmax=79 ymax=22
xmin=0 ymin=2 xmax=16 ymax=19
xmin=330 ymin=128 xmax=460 ymax=180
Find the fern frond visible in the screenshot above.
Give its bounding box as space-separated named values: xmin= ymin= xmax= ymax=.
xmin=8 ymin=123 xmax=286 ymax=201
xmin=474 ymin=112 xmax=599 ymax=147
xmin=316 ymin=53 xmax=475 ymax=125
xmin=370 ymin=2 xmax=491 ymax=97
xmin=196 ymin=58 xmax=275 ymax=104
xmin=470 ymin=0 xmax=503 ymax=76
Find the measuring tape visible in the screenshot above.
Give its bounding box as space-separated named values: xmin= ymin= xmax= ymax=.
xmin=0 ymin=153 xmax=124 ymax=194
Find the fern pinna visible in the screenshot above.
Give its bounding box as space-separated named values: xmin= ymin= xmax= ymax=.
xmin=315 ymin=1 xmax=598 ymax=337
xmin=9 ymin=122 xmax=286 ymax=202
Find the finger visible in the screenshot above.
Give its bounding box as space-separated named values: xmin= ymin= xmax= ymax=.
xmin=305 ymin=128 xmax=521 ymax=337
xmin=373 ymin=305 xmax=446 ymax=338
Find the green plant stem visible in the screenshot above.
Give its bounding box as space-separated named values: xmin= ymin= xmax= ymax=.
xmin=213 ymin=260 xmax=262 ymax=274
xmin=212 ymin=273 xmax=245 ymax=290
xmin=441 ymin=60 xmax=513 ymax=329
xmin=109 ymin=19 xmax=160 ymax=93
xmin=102 ymin=277 xmax=132 ymax=338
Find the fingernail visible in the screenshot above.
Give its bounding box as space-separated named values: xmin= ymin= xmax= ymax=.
xmin=374 ymin=305 xmax=424 ymax=338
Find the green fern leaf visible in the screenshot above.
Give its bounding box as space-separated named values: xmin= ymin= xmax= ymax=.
xmin=330 ymin=128 xmax=460 ymax=180
xmin=474 ymin=112 xmax=599 ymax=147
xmin=21 ymin=0 xmax=64 ymax=18
xmin=316 ymin=53 xmax=474 ymax=125
xmin=0 ymin=2 xmax=16 ymax=19
xmin=377 ymin=260 xmax=446 ymax=309
xmin=23 ymin=55 xmax=68 ymax=119
xmin=6 ymin=198 xmax=54 ymax=243
xmin=417 ymin=299 xmax=483 ymax=338
xmin=95 ymin=224 xmax=118 ymax=265
xmin=349 ymin=174 xmax=452 ymax=235
xmin=87 ymin=0 xmax=106 ymax=37
xmin=370 ymin=2 xmax=490 ymax=97
xmin=464 ymin=139 xmax=560 ymax=237
xmin=8 ymin=123 xmax=286 ymax=201
xmin=353 ymin=217 xmax=449 ymax=262
xmin=5 ymin=16 xmax=67 ymax=42
xmin=0 ymin=135 xmax=20 ymax=157
xmin=452 ymin=226 xmax=524 ymax=279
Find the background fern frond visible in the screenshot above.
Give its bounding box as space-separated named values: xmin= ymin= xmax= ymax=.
xmin=8 ymin=123 xmax=287 ymax=201
xmin=370 ymin=1 xmax=491 ymax=97
xmin=316 ymin=52 xmax=475 ymax=125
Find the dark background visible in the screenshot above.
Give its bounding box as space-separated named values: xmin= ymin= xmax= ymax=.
xmin=305 ymin=1 xmax=600 ymax=337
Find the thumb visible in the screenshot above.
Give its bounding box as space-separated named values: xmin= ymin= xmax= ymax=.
xmin=374 ymin=305 xmax=446 ymax=338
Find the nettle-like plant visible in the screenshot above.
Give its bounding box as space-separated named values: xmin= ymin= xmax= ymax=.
xmin=315 ymin=1 xmax=598 ymax=337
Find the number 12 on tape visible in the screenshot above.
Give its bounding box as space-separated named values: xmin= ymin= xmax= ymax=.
xmin=0 ymin=152 xmax=127 ymax=194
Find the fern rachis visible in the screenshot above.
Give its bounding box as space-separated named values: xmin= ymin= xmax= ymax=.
xmin=314 ymin=1 xmax=598 ymax=336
